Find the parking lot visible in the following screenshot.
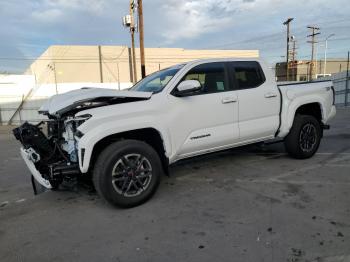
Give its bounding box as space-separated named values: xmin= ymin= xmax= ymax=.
xmin=0 ymin=108 xmax=349 ymax=262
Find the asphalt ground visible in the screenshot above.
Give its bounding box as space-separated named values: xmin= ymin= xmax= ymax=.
xmin=0 ymin=108 xmax=349 ymax=262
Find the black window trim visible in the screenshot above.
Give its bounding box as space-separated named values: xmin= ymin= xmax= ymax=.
xmin=170 ymin=61 xmax=234 ymax=97
xmin=230 ymin=61 xmax=266 ymax=90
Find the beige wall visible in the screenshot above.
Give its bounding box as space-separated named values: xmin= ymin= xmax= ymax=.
xmin=276 ymin=59 xmax=349 ymax=81
xmin=26 ymin=45 xmax=259 ymax=85
xmin=297 ymin=60 xmax=349 ymax=81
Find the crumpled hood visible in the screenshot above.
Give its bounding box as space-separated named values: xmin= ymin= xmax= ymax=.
xmin=39 ymin=88 xmax=152 ymax=116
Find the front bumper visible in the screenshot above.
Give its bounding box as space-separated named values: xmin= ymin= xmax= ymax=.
xmin=20 ymin=147 xmax=52 ymax=189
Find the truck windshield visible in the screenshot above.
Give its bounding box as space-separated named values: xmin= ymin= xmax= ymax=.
xmin=130 ymin=64 xmax=184 ymax=93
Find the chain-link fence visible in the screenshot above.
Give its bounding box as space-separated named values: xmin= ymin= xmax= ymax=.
xmin=0 ymin=81 xmax=133 ymax=125
xmin=314 ymin=71 xmax=349 ymax=106
xmin=0 ymin=95 xmax=48 ymax=125
xmin=1 ymin=74 xmax=348 ymax=125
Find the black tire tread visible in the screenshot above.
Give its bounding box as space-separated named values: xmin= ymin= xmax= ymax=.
xmin=284 ymin=114 xmax=322 ymax=159
xmin=93 ymin=139 xmax=162 ymax=208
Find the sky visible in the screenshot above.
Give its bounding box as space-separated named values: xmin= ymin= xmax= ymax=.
xmin=0 ymin=0 xmax=350 ymax=73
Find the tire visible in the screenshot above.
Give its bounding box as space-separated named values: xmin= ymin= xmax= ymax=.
xmin=93 ymin=139 xmax=162 ymax=208
xmin=284 ymin=114 xmax=322 ymax=159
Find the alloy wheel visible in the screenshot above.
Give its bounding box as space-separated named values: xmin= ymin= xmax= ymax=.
xmin=111 ymin=154 xmax=153 ymax=197
xmin=299 ymin=123 xmax=317 ymax=152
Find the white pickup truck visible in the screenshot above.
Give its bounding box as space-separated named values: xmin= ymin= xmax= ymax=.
xmin=13 ymin=58 xmax=336 ymax=207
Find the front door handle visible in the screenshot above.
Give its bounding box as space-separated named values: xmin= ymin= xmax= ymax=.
xmin=264 ymin=93 xmax=277 ymax=98
xmin=222 ymin=97 xmax=237 ymax=104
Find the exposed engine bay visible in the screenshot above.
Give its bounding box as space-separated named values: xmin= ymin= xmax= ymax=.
xmin=13 ymin=115 xmax=90 ymax=190
xmin=12 ymin=87 xmax=153 ymax=193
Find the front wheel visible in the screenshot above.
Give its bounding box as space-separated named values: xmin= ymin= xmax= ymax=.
xmin=284 ymin=115 xmax=322 ymax=159
xmin=93 ymin=140 xmax=162 ymax=208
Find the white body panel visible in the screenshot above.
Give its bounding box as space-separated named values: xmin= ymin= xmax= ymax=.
xmin=237 ymin=83 xmax=280 ymax=141
xmin=166 ymin=91 xmax=239 ymax=161
xmin=39 ymin=58 xmax=335 ymax=174
xmin=20 ymin=147 xmax=52 ymax=188
xmin=277 ymin=82 xmax=336 ymax=137
xmin=40 ymin=88 xmax=152 ymax=115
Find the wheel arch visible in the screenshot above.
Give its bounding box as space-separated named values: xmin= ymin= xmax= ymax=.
xmin=294 ymin=102 xmax=323 ymax=123
xmin=88 ymin=128 xmax=169 ymax=175
xmin=278 ymin=99 xmax=327 ymax=138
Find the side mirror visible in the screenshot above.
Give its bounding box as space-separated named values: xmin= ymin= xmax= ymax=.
xmin=175 ymin=80 xmax=201 ymax=96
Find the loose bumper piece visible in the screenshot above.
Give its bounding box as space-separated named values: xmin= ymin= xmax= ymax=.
xmin=20 ymin=147 xmax=52 ymax=189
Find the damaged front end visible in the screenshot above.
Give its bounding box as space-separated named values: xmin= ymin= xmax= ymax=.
xmin=13 ymin=115 xmax=89 ymax=193
xmin=13 ymin=88 xmax=152 ymax=194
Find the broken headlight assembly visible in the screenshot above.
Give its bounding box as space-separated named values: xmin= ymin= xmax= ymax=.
xmin=13 ymin=114 xmax=92 ymax=190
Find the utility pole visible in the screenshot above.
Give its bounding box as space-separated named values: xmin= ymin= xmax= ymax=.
xmin=130 ymin=1 xmax=137 ymax=83
xmin=291 ymin=39 xmax=296 ymax=62
xmin=137 ymin=0 xmax=146 ymax=78
xmin=283 ymin=18 xmax=294 ymax=81
xmin=290 ymin=37 xmax=297 ymax=81
xmin=123 ymin=2 xmax=137 ymax=84
xmin=307 ymin=26 xmax=320 ymax=81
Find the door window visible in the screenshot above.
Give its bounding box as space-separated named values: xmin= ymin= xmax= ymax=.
xmin=232 ymin=62 xmax=265 ymax=89
xmin=178 ymin=62 xmax=229 ymax=94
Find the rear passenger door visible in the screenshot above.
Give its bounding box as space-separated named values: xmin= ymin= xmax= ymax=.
xmin=229 ymin=61 xmax=280 ymax=142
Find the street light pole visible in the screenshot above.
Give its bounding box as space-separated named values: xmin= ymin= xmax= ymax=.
xmin=324 ymin=34 xmax=335 ymax=76
xmin=122 ymin=2 xmax=137 ymax=84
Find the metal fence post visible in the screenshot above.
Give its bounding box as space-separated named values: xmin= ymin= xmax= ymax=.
xmin=345 ymin=51 xmax=349 ymax=106
xmin=18 ymin=95 xmax=24 ymax=125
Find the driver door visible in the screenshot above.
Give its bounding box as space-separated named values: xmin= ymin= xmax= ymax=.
xmin=166 ymin=62 xmax=239 ymax=160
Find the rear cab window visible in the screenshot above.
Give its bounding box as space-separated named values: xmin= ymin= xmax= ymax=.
xmin=230 ymin=61 xmax=266 ymax=89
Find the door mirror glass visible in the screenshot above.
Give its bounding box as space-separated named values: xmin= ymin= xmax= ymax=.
xmin=175 ymin=80 xmax=201 ymax=96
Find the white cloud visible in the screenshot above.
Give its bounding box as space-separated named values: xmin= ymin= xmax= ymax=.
xmin=159 ymin=0 xmax=259 ymax=43
xmin=30 ymin=0 xmax=108 ymax=22
xmin=32 ymin=9 xmax=63 ymax=22
xmin=1 ymin=0 xmax=350 ymax=72
xmin=29 ymin=0 xmax=109 ymax=23
xmin=43 ymin=0 xmax=107 ymax=13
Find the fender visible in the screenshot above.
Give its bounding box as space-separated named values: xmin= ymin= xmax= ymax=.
xmin=278 ymin=94 xmax=328 ymax=138
xmin=77 ymin=118 xmax=172 ymax=173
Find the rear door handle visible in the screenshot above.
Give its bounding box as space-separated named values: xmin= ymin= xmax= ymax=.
xmin=264 ymin=93 xmax=277 ymax=98
xmin=222 ymin=97 xmax=237 ymax=104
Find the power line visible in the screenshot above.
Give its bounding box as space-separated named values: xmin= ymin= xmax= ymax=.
xmin=202 ymin=17 xmax=350 ymax=50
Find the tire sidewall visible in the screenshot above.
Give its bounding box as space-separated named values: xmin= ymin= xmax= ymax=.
xmin=285 ymin=115 xmax=322 ymax=159
xmin=94 ymin=140 xmax=162 ymax=208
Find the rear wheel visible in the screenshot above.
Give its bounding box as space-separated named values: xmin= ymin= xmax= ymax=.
xmin=284 ymin=115 xmax=322 ymax=159
xmin=93 ymin=139 xmax=162 ymax=208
